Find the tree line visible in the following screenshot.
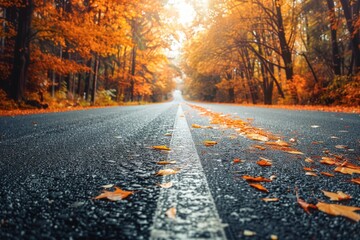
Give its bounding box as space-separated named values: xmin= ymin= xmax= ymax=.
xmin=182 ymin=0 xmax=360 ymax=105
xmin=0 ymin=0 xmax=178 ymax=108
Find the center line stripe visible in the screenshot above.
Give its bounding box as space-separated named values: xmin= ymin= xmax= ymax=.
xmin=150 ymin=104 xmax=228 ymax=240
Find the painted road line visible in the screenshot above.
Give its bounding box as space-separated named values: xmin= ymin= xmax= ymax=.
xmin=150 ymin=104 xmax=228 ymax=240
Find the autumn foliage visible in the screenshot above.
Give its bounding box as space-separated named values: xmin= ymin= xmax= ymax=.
xmin=181 ymin=0 xmax=360 ymax=106
xmin=0 ymin=0 xmax=178 ymax=109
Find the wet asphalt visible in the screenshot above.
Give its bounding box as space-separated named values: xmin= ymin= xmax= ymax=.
xmin=0 ymin=99 xmax=359 ymax=239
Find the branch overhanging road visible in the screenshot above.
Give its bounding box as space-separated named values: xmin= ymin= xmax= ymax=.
xmin=0 ymin=93 xmax=359 ymax=239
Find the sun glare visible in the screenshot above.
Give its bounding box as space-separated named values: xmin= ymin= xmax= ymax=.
xmin=171 ymin=0 xmax=196 ymax=25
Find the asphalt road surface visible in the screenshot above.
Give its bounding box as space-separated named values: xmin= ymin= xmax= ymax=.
xmin=1 ymin=92 xmax=359 ymax=240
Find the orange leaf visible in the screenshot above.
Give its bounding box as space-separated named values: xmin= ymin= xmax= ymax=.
xmin=257 ymin=157 xmax=272 ymax=166
xmin=297 ymin=197 xmax=317 ymax=214
xmin=262 ymin=198 xmax=279 ymax=202
xmin=321 ymin=172 xmax=334 ymax=177
xmin=152 ymin=145 xmax=171 ymax=151
xmin=320 ymin=157 xmax=336 ymax=165
xmin=155 ymin=169 xmax=179 ymax=176
xmin=335 ymin=166 xmax=360 ymax=175
xmin=203 ymin=140 xmax=217 ymax=146
xmin=351 ymin=178 xmax=360 ymax=185
xmin=253 ymin=145 xmax=266 ymax=150
xmin=321 ymin=190 xmax=352 ymax=201
xmin=94 ymin=187 xmax=134 ymax=201
xmin=242 ymin=175 xmax=272 ymax=182
xmin=285 ymin=150 xmax=304 ymax=155
xmin=316 ymin=202 xmax=360 ymax=222
xmin=249 ymin=183 xmax=269 ymax=192
xmin=192 ymin=124 xmax=202 ymax=128
xmin=303 ymin=167 xmax=314 ymax=171
xmin=233 ymin=158 xmax=241 ymax=163
xmin=166 ymin=207 xmax=176 ymax=219
xmin=305 ymin=157 xmax=314 ymax=163
xmin=266 ymin=140 xmax=290 ymax=147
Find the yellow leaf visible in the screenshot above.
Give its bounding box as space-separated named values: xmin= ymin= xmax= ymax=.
xmin=155 ymin=169 xmax=179 ymax=176
xmin=203 ymin=140 xmax=217 ymax=146
xmin=243 ymin=230 xmax=256 ymax=236
xmin=94 ymin=187 xmax=134 ymax=201
xmin=158 ymin=182 xmax=173 ymax=188
xmin=321 ymin=190 xmax=352 ymax=201
xmin=285 ymin=150 xmax=304 ymax=155
xmin=152 ymin=145 xmax=171 ymax=151
xmin=249 ymin=183 xmax=269 ymax=192
xmin=305 ymin=157 xmax=314 ymax=163
xmin=192 ymin=123 xmax=202 ymax=128
xmin=247 ymin=133 xmax=269 ymax=142
xmin=156 ymin=160 xmax=176 ymax=165
xmin=262 ymin=198 xmax=279 ymax=202
xmin=265 ymin=140 xmax=290 ymax=147
xmin=252 ymin=145 xmax=266 ymax=150
xmin=166 ymin=207 xmax=176 ymax=219
xmin=316 ymin=202 xmax=360 ymax=222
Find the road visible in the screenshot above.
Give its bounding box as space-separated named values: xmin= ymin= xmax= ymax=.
xmin=1 ymin=93 xmax=359 ymax=239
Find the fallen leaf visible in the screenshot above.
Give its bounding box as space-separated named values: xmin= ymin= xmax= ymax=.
xmin=335 ymin=166 xmax=360 ymax=175
xmin=94 ymin=187 xmax=134 ymax=201
xmin=249 ymin=183 xmax=269 ymax=192
xmin=305 ymin=157 xmax=314 ymax=163
xmin=164 ymin=133 xmax=172 ymax=136
xmin=270 ymin=234 xmax=278 ymax=240
xmin=155 ymin=169 xmax=179 ymax=176
xmin=247 ymin=133 xmax=269 ymax=142
xmin=303 ymin=167 xmax=314 ymax=171
xmin=321 ymin=190 xmax=352 ymax=201
xmin=262 ymin=198 xmax=279 ymax=202
xmin=305 ymin=172 xmax=318 ymax=176
xmin=152 ymin=145 xmax=171 ymax=151
xmin=270 ymin=175 xmax=277 ymax=181
xmin=158 ymin=182 xmax=173 ymax=188
xmin=257 ymin=157 xmax=272 ymax=166
xmin=166 ymin=207 xmax=176 ymax=219
xmin=203 ymin=140 xmax=217 ymax=146
xmin=297 ymin=197 xmax=317 ymax=214
xmin=156 ymin=160 xmax=176 ymax=165
xmin=266 ymin=140 xmax=290 ymax=147
xmin=351 ymin=178 xmax=360 ymax=185
xmin=320 ymin=157 xmax=337 ymax=165
xmin=242 ymin=175 xmax=272 ymax=182
xmin=243 ymin=230 xmax=256 ymax=236
xmin=192 ymin=124 xmax=202 ymax=128
xmin=100 ymin=184 xmax=114 ymax=189
xmin=335 ymin=145 xmax=348 ymax=149
xmin=285 ymin=150 xmax=304 ymax=155
xmin=316 ymin=202 xmax=360 ymax=222
xmin=252 ymin=145 xmax=266 ymax=150
xmin=311 ymin=125 xmax=320 ymax=128
xmin=233 ymin=158 xmax=241 ymax=163
xmin=321 ymin=172 xmax=335 ymax=177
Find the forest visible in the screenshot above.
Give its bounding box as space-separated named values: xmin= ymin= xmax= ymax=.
xmin=0 ymin=0 xmax=359 ymax=110
xmin=182 ymin=0 xmax=360 ymax=105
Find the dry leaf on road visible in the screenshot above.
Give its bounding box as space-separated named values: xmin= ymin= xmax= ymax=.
xmin=242 ymin=175 xmax=272 ymax=182
xmin=157 ymin=182 xmax=173 ymax=188
xmin=152 ymin=145 xmax=171 ymax=151
xmin=316 ymin=202 xmax=360 ymax=222
xmin=94 ymin=187 xmax=134 ymax=201
xmin=166 ymin=207 xmax=176 ymax=219
xmin=156 ymin=160 xmax=176 ymax=165
xmin=351 ymin=178 xmax=360 ymax=185
xmin=321 ymin=190 xmax=351 ymax=201
xmin=257 ymin=157 xmax=272 ymax=166
xmin=335 ymin=166 xmax=360 ymax=175
xmin=321 ymin=172 xmax=335 ymax=177
xmin=155 ymin=169 xmax=179 ymax=176
xmin=262 ymin=198 xmax=279 ymax=202
xmin=203 ymin=140 xmax=217 ymax=146
xmin=249 ymin=183 xmax=269 ymax=192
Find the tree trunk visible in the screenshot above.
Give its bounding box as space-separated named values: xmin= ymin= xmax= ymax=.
xmin=339 ymin=0 xmax=360 ymax=74
xmin=10 ymin=0 xmax=34 ymax=101
xmin=130 ymin=46 xmax=137 ymax=102
xmin=326 ymin=0 xmax=342 ymax=75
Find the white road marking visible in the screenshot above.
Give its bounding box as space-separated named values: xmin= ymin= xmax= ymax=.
xmin=150 ymin=104 xmax=228 ymax=240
